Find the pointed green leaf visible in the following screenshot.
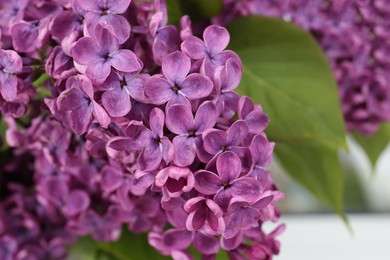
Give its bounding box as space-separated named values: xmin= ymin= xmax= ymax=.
xmin=352 ymin=123 xmax=390 ymax=167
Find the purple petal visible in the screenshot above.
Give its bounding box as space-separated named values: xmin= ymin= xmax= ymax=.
xmin=149 ymin=108 xmax=164 ymax=137
xmin=76 ymin=0 xmax=99 ymax=12
xmin=51 ymin=11 xmax=80 ymax=42
xmin=137 ymin=144 xmax=162 ymax=171
xmin=230 ymin=147 xmax=253 ymax=173
xmin=202 ymin=129 xmax=227 ymax=155
xmin=57 ymin=88 xmax=85 ymax=110
xmin=0 ymin=50 xmax=23 ymax=73
xmin=125 ymin=74 xmax=149 ymax=102
xmin=101 ymin=166 xmax=123 ymax=193
xmin=194 ymin=170 xmax=222 ymax=195
xmin=153 ymin=26 xmax=180 ymax=65
xmin=11 ymin=21 xmax=37 ymax=53
xmin=86 ymin=61 xmax=112 ymax=84
xmin=172 ymin=136 xmax=196 ymax=167
xmin=107 ymin=0 xmax=131 ymax=14
xmin=245 ymin=110 xmax=270 ymax=134
xmin=193 ymin=232 xmax=220 ymax=255
xmin=216 ymin=151 xmax=241 ymax=182
xmin=238 ymin=96 xmax=254 ymax=119
xmin=181 ymin=36 xmax=207 ymax=59
xmin=63 ymin=190 xmax=90 ymax=217
xmin=186 ymin=208 xmax=206 ymax=231
xmin=203 ymin=25 xmax=230 ymax=56
xmin=94 ymin=24 xmax=119 ymax=53
xmin=100 ymin=14 xmax=131 ymax=43
xmin=163 ymin=229 xmax=193 ymax=250
xmin=71 ymin=37 xmax=101 ymax=64
xmin=0 ymin=75 xmax=18 ymax=101
xmin=217 ymin=58 xmax=242 ymax=91
xmin=223 ymin=211 xmax=242 ymax=239
xmin=180 ymin=74 xmax=213 ymax=100
xmin=214 ymin=188 xmax=233 ymax=211
xmin=161 ymin=137 xmax=174 ymax=163
xmin=231 ymin=177 xmax=262 ymax=203
xmin=221 ymin=231 xmax=243 ymax=251
xmin=110 ymin=50 xmax=142 ymax=73
xmin=162 ymin=51 xmax=190 ymax=84
xmin=69 ymin=106 xmax=93 ymax=135
xmin=250 ymin=134 xmax=275 ymax=167
xmin=102 ymin=88 xmax=131 ymax=117
xmin=227 ymin=120 xmax=248 ymax=146
xmin=145 ymin=77 xmax=174 ymax=105
xmin=194 ymin=101 xmax=217 ymax=133
xmin=166 ymin=104 xmax=193 ymax=134
xmin=92 ymin=101 xmax=111 ymax=128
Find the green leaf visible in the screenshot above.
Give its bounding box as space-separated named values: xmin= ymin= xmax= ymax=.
xmin=97 ymin=230 xmax=169 ymax=260
xmin=0 ymin=117 xmax=9 ymax=151
xmin=166 ymin=0 xmax=223 ymax=25
xmin=227 ymin=16 xmax=347 ymax=215
xmin=32 ymin=73 xmax=51 ymax=99
xmin=352 ymin=123 xmax=390 ymax=167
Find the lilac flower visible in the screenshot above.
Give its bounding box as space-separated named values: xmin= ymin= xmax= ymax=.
xmin=181 ymin=25 xmax=241 ymax=78
xmin=184 ymin=197 xmax=225 ymax=234
xmin=99 ymin=71 xmax=149 ymax=117
xmin=238 ymin=96 xmax=270 ymax=134
xmin=155 ymin=166 xmax=195 ymax=200
xmin=194 ymin=152 xmax=262 ymax=210
xmin=38 ymin=177 xmax=90 ymax=217
xmin=166 ymin=101 xmax=218 ymax=166
xmin=71 ymin=24 xmax=142 ymax=84
xmin=250 ymin=134 xmax=275 ymax=181
xmin=145 ymin=51 xmax=213 ymax=105
xmin=202 ymin=120 xmax=253 ymax=172
xmin=0 ymin=49 xmax=22 ymax=101
xmin=108 ymin=108 xmax=174 ymax=171
xmin=76 ymin=0 xmax=131 ymax=43
xmin=57 ymin=75 xmax=110 ymax=134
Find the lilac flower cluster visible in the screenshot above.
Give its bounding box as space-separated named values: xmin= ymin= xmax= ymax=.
xmin=216 ymin=0 xmax=390 ymax=136
xmin=0 ymin=0 xmax=284 ymax=259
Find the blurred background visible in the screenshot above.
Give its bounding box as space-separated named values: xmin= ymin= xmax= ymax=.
xmin=268 ymin=138 xmax=390 ymax=259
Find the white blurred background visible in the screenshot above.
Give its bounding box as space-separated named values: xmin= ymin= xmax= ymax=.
xmin=269 ymin=137 xmax=390 ymax=259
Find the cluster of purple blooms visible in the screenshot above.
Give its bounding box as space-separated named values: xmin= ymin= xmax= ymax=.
xmin=217 ymin=0 xmax=390 ymax=136
xmin=0 ymin=0 xmax=284 ymax=259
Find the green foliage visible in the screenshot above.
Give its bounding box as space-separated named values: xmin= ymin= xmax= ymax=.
xmin=166 ymin=0 xmax=223 ymax=25
xmin=227 ymin=16 xmax=347 ymax=217
xmin=0 ymin=117 xmax=8 ymax=151
xmin=68 ymin=230 xmax=169 ymax=260
xmin=352 ymin=123 xmax=390 ymax=167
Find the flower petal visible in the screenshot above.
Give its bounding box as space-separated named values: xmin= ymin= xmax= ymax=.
xmin=149 ymin=108 xmax=164 ymax=137
xmin=110 ymin=49 xmax=142 ymax=73
xmin=181 ymin=36 xmax=207 ymax=60
xmin=145 ymin=77 xmax=174 ymax=105
xmin=166 ymin=104 xmax=193 ymax=134
xmin=102 ymin=88 xmax=131 ymax=117
xmin=86 ymin=60 xmax=111 ymax=84
xmin=180 ymin=73 xmax=213 ymax=100
xmin=163 ymin=229 xmax=193 ymax=250
xmin=216 ymin=151 xmax=241 ymax=182
xmin=162 ymin=51 xmax=190 ymax=84
xmin=194 ymin=170 xmax=222 ymax=195
xmin=193 ymin=232 xmax=220 ymax=255
xmin=194 ymin=101 xmax=217 ymax=133
xmin=227 ymin=120 xmax=248 ymax=146
xmin=231 ymin=177 xmax=262 ymax=203
xmin=172 ymin=136 xmax=196 ymax=167
xmin=71 ymin=37 xmax=101 ymax=65
xmin=202 ymin=129 xmax=226 ymax=155
xmin=203 ymin=25 xmax=230 ymax=56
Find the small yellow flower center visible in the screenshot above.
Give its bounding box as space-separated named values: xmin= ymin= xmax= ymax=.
xmin=172 ymin=85 xmax=179 ymax=93
xmin=188 ymin=130 xmax=196 ymax=137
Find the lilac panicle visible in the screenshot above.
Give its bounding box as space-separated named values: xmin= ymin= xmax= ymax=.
xmin=0 ymin=0 xmax=284 ymax=259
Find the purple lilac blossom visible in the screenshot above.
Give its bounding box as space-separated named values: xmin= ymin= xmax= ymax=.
xmin=0 ymin=0 xmax=284 ymax=259
xmin=216 ymin=0 xmax=390 ymax=136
